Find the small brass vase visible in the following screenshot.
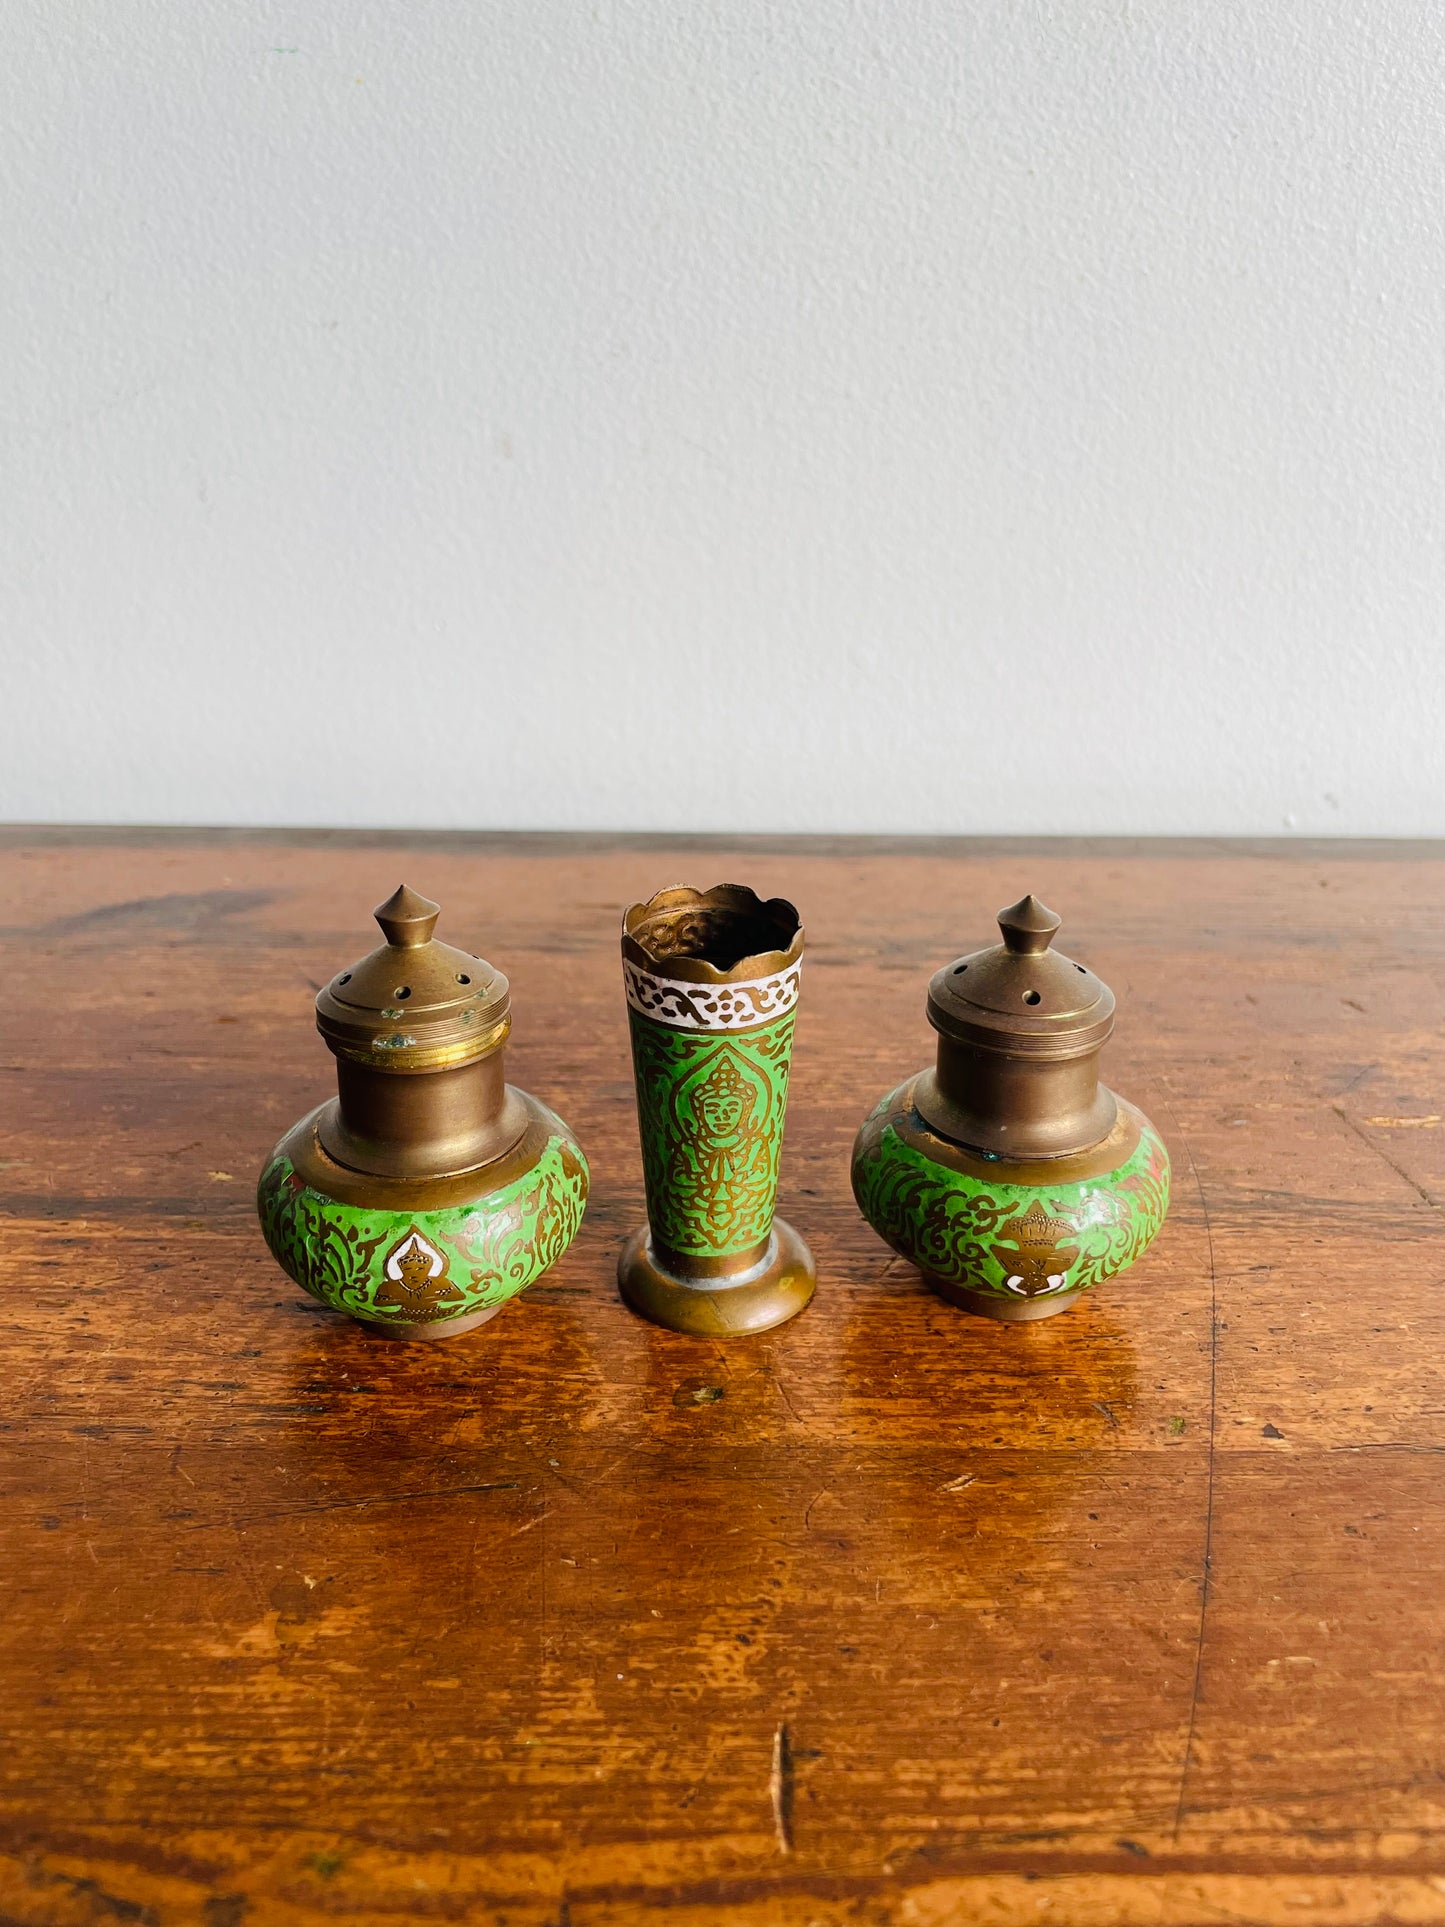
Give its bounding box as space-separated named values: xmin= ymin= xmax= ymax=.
xmin=851 ymin=895 xmax=1168 ymax=1322
xmin=257 ymin=886 xmax=588 ymax=1339
xmin=618 ymin=884 xmax=816 ymax=1336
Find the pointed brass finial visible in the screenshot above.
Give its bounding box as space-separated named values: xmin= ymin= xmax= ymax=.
xmin=374 ymin=885 xmax=441 ymax=949
xmin=997 ymin=894 xmax=1062 ymax=955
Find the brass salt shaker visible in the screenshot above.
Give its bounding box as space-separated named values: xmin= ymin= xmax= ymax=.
xmin=851 ymin=894 xmax=1169 ymax=1320
xmin=257 ymin=886 xmax=588 ymax=1337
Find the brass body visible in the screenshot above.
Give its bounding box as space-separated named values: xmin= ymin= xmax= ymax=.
xmin=916 ymin=894 xmax=1118 ymax=1162
xmin=289 ymin=885 xmax=547 ymax=1339
xmin=907 ymin=892 xmax=1131 ymax=1323
xmin=620 ymin=884 xmax=804 ymax=980
xmin=617 ymin=1220 xmax=816 ymax=1337
xmin=619 ymin=883 xmax=816 ymax=1337
xmin=873 ymin=1075 xmax=1148 ymax=1322
xmin=276 ymin=1090 xmax=567 ymax=1338
xmin=322 ymin=1056 xmax=526 ymax=1182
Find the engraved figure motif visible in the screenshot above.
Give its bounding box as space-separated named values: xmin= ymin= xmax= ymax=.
xmin=374 ymin=1228 xmax=467 ymax=1322
xmin=628 ymin=1011 xmax=793 ymax=1257
xmin=671 ymin=1052 xmax=774 ymax=1249
xmin=989 ymin=1198 xmax=1082 ymax=1297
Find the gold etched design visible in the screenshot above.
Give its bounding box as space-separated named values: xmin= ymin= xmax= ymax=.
xmin=989 ymin=1198 xmax=1082 ymax=1298
xmin=257 ymin=1127 xmax=589 ymax=1326
xmin=374 ymin=1228 xmax=468 ymax=1322
xmin=850 ymin=1092 xmax=1168 ymax=1300
xmin=674 ymin=1052 xmax=774 ymax=1248
xmin=629 ymin=1013 xmax=793 ymax=1256
xmin=623 ymin=958 xmax=802 ymax=1032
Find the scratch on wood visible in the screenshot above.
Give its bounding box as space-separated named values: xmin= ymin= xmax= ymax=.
xmin=940 ymin=1473 xmax=976 ymax=1492
xmin=770 ymin=1721 xmax=794 ymax=1855
xmin=774 ymin=1366 xmax=804 ymax=1426
xmin=1334 ymin=1105 xmax=1443 ymax=1210
xmin=184 ymin=1482 xmax=522 ymax=1528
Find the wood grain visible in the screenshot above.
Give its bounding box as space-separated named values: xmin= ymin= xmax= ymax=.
xmin=2 ymin=832 xmax=1443 ymax=1926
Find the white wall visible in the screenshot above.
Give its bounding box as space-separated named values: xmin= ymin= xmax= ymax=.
xmin=3 ymin=1 xmax=1442 ymax=835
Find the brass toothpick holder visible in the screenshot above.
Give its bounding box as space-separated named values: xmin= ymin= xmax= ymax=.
xmin=618 ymin=884 xmax=815 ymax=1336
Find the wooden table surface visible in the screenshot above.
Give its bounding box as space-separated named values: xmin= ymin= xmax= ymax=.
xmin=4 ymin=830 xmax=1444 ymax=1927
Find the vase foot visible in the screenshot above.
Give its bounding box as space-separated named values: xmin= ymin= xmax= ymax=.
xmin=355 ymin=1301 xmax=507 ymax=1341
xmin=618 ymin=1220 xmax=816 ymax=1336
xmin=926 ymin=1276 xmax=1085 ymax=1322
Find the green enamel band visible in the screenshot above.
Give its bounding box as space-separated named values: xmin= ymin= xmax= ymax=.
xmin=627 ymin=1007 xmax=795 ymax=1260
xmin=257 ymin=1125 xmax=588 ymax=1327
xmin=852 ymin=1084 xmax=1169 ymax=1302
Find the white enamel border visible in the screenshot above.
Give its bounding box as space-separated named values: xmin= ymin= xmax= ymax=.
xmin=384 ymin=1229 xmax=446 ymax=1280
xmin=623 ymin=957 xmax=802 ymax=1031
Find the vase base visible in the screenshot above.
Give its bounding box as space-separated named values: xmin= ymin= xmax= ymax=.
xmin=618 ymin=1220 xmax=816 ymax=1336
xmin=925 ymin=1276 xmax=1085 ymax=1323
xmin=355 ymin=1301 xmax=507 ymax=1342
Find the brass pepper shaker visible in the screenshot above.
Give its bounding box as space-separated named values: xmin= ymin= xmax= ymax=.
xmin=258 ymin=886 xmax=588 ymax=1338
xmin=851 ymin=895 xmax=1169 ymax=1320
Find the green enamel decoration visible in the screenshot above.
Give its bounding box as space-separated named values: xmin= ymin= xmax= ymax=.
xmin=852 ymin=1082 xmax=1169 ymax=1303
xmin=257 ymin=1126 xmax=588 ymax=1327
xmin=627 ymin=1008 xmax=794 ymax=1259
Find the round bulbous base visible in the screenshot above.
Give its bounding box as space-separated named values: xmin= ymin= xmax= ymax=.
xmin=852 ymin=1073 xmax=1169 ymax=1321
xmin=257 ymin=1092 xmax=588 ymax=1339
xmin=618 ymin=1218 xmax=816 ymax=1336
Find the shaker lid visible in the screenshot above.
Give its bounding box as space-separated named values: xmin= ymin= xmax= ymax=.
xmin=314 ymin=885 xmax=511 ymax=1071
xmin=926 ymin=894 xmax=1114 ymax=1056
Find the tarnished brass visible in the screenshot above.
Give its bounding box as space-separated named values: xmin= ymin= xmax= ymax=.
xmin=257 ymin=886 xmax=589 ymax=1340
xmin=315 ymin=884 xmax=511 ymax=1075
xmin=621 ymin=884 xmax=804 ymax=980
xmin=313 ymin=886 xmax=525 ymax=1184
xmin=914 ymin=893 xmax=1118 ymax=1160
xmin=861 ymin=1081 xmax=1151 ymax=1321
xmin=617 ymin=1217 xmax=816 ymax=1337
xmin=850 ymin=892 xmax=1170 ymax=1324
xmin=618 ymin=883 xmax=816 ymax=1336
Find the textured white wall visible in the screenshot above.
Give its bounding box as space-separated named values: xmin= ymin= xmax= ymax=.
xmin=3 ymin=1 xmax=1442 ymax=834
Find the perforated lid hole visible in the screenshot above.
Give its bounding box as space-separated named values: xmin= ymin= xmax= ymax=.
xmin=456 ymin=973 xmax=471 ymax=985
xmin=1023 ymin=989 xmax=1042 ymax=1006
xmin=394 ymin=986 xmax=412 ymax=1000
xmin=338 ymin=973 xmax=351 ymax=985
